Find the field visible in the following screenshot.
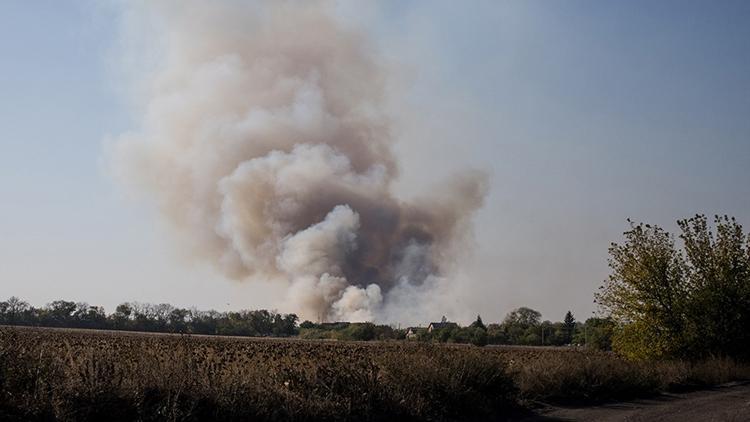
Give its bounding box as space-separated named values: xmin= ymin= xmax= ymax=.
xmin=1 ymin=327 xmax=749 ymax=421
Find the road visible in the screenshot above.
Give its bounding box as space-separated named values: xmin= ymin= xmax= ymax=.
xmin=526 ymin=381 xmax=750 ymax=422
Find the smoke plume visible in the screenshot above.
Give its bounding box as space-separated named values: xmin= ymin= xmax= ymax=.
xmin=113 ymin=1 xmax=488 ymax=322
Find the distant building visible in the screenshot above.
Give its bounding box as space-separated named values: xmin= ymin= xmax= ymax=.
xmin=405 ymin=327 xmax=425 ymax=339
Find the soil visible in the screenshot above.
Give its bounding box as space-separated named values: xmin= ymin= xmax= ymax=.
xmin=524 ymin=381 xmax=750 ymax=421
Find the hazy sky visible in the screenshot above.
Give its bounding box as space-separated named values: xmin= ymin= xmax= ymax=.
xmin=1 ymin=0 xmax=749 ymax=324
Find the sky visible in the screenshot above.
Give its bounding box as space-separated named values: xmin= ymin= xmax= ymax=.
xmin=1 ymin=0 xmax=749 ymax=324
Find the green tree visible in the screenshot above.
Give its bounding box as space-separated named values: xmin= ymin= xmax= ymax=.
xmin=470 ymin=314 xmax=486 ymax=330
xmin=562 ymin=311 xmax=575 ymax=344
xmin=486 ymin=323 xmax=507 ymax=344
xmin=504 ymin=307 xmax=541 ymax=327
xmin=501 ymin=307 xmax=541 ymax=344
xmin=597 ymin=215 xmax=750 ymax=360
xmin=596 ymin=221 xmax=689 ymax=359
xmin=584 ymin=318 xmax=615 ymax=350
xmin=678 ymin=215 xmax=750 ymax=359
xmin=339 ymin=323 xmax=376 ymax=341
xmin=470 ymin=327 xmax=488 ymax=346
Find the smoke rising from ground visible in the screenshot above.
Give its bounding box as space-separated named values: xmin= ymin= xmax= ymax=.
xmin=113 ymin=1 xmax=488 ymax=322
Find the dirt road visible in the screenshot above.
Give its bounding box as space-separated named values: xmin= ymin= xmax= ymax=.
xmin=527 ymin=381 xmax=750 ymax=421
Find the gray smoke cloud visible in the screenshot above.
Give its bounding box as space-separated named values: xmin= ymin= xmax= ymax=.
xmin=113 ymin=0 xmax=488 ymax=322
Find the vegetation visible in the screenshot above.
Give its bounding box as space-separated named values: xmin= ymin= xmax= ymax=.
xmin=414 ymin=310 xmax=613 ymax=350
xmin=512 ymin=349 xmax=750 ymax=404
xmin=2 ymin=295 xmax=614 ymax=350
xmin=572 ymin=317 xmax=615 ymax=351
xmin=2 ymin=214 xmax=749 ymax=419
xmin=0 ymin=298 xmax=298 ymax=337
xmin=298 ymin=321 xmax=402 ymax=341
xmin=0 ymin=327 xmax=517 ymax=421
xmin=597 ymin=215 xmax=750 ymax=361
xmin=2 ymin=327 xmax=748 ymax=421
xmin=1 ymin=296 xmax=614 ymax=350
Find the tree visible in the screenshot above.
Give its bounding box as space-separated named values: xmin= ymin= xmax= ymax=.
xmin=539 ymin=320 xmax=566 ymax=346
xmin=596 ymin=221 xmax=689 ymax=359
xmin=110 ymin=303 xmax=133 ymax=330
xmin=340 ymin=323 xmax=376 ymax=341
xmin=501 ymin=307 xmax=542 ymax=345
xmin=562 ymin=311 xmax=575 ymax=344
xmin=486 ymin=324 xmax=507 ymax=345
xmin=573 ymin=317 xmax=614 ymax=350
xmin=115 ymin=303 xmax=133 ymax=318
xmin=299 ymin=320 xmax=316 ymax=329
xmin=168 ymin=308 xmax=190 ymax=332
xmin=503 ymin=307 xmax=541 ymax=327
xmin=272 ymin=313 xmax=299 ymax=336
xmin=597 ymin=215 xmax=750 ymax=360
xmin=76 ymin=305 xmax=106 ymax=329
xmin=469 ymin=327 xmax=488 ymax=346
xmin=0 ymin=297 xmax=30 ymax=325
xmin=470 ymin=315 xmax=486 ymax=330
xmin=43 ymin=300 xmax=78 ymax=327
xmin=678 ymin=215 xmax=750 ymax=359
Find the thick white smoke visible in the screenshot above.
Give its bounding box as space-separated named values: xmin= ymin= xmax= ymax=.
xmin=113 ymin=0 xmax=488 ymax=322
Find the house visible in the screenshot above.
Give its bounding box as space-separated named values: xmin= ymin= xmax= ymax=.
xmin=427 ymin=321 xmax=458 ymax=333
xmin=405 ymin=327 xmax=425 ymax=339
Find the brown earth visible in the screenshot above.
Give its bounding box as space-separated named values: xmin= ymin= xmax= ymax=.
xmin=526 ymin=381 xmax=750 ymax=422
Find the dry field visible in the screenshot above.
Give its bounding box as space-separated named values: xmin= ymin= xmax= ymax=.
xmin=1 ymin=327 xmax=748 ymax=421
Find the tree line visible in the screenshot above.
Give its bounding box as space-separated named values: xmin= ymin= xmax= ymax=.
xmin=294 ymin=310 xmax=614 ymax=349
xmin=0 ymin=298 xmax=299 ymax=337
xmin=0 ymin=297 xmax=610 ymax=348
xmin=410 ymin=310 xmax=614 ymax=349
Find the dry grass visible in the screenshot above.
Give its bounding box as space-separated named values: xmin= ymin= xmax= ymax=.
xmin=1 ymin=327 xmax=748 ymax=420
xmin=510 ymin=349 xmax=662 ymax=403
xmin=0 ymin=327 xmax=517 ymax=421
xmin=498 ymin=347 xmax=750 ymax=404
